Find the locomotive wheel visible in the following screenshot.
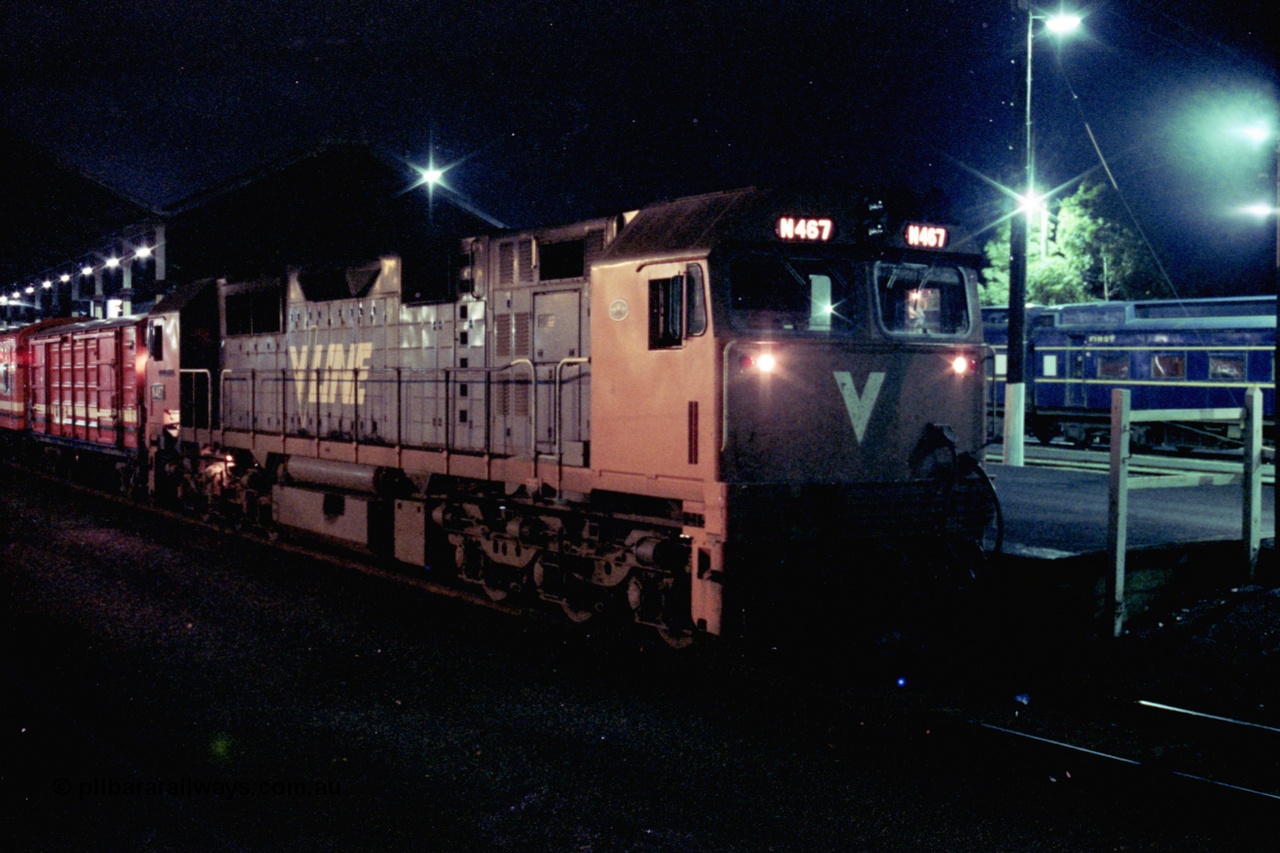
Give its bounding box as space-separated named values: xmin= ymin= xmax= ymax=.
xmin=558 ymin=579 xmax=602 ymax=623
xmin=657 ymin=626 xmax=694 ymax=649
xmin=560 ymin=598 xmax=595 ymax=623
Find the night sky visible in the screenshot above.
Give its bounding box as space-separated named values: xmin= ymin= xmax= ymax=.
xmin=1 ymin=1 xmax=1275 ymax=292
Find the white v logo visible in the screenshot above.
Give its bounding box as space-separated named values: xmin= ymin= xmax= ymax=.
xmin=833 ymin=371 xmax=885 ymax=443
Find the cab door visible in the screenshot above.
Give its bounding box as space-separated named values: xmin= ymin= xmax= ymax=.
xmin=590 ymin=260 xmax=712 ymax=480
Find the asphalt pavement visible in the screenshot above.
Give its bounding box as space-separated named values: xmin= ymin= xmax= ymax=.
xmin=989 ymin=462 xmax=1275 ymax=558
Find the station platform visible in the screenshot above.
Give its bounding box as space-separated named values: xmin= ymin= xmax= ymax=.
xmin=974 ymin=461 xmax=1278 ymax=636
xmin=988 ymin=462 xmax=1275 ymax=561
xmin=986 ymin=462 xmax=1276 ymax=624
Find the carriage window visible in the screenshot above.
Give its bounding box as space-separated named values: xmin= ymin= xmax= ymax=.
xmin=1208 ymin=353 xmax=1245 ymax=381
xmin=875 ymin=263 xmax=969 ymax=337
xmin=1150 ymin=352 xmax=1185 ymax=379
xmin=1097 ymin=352 xmax=1130 ymax=379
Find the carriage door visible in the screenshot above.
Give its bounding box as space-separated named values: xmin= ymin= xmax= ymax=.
xmin=1065 ymin=336 xmax=1087 ymax=408
xmin=89 ymin=331 xmax=123 ymax=447
xmin=532 ymin=290 xmax=583 ymax=460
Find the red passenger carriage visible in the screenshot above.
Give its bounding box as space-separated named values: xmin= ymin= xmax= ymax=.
xmin=0 ymin=318 xmax=76 ymax=436
xmin=26 ymin=317 xmax=147 ymax=453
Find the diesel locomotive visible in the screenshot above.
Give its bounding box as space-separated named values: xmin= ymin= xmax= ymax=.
xmin=2 ymin=186 xmax=997 ymax=646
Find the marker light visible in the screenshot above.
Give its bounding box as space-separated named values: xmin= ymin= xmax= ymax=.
xmin=135 ymin=245 xmax=153 ymax=259
xmin=951 ymin=355 xmax=972 ymax=375
xmin=81 ymin=265 xmax=94 ymax=276
xmin=105 ymin=256 xmax=121 ymax=269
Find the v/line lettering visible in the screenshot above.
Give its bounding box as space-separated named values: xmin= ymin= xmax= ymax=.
xmin=287 ymin=343 xmax=374 ymax=406
xmin=832 ymin=370 xmax=885 ymax=443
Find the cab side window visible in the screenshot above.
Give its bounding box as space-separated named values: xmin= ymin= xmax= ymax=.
xmin=648 ymin=265 xmax=706 ymax=349
xmin=149 ymin=322 xmax=164 ymax=361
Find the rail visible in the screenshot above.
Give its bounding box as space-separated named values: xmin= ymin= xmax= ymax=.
xmin=1106 ymin=386 xmax=1266 ymax=638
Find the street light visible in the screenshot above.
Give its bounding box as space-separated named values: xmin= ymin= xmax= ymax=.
xmin=1241 ymin=202 xmax=1277 ymax=218
xmin=1004 ymin=3 xmax=1082 ymax=466
xmin=1237 ymin=123 xmax=1279 ymax=274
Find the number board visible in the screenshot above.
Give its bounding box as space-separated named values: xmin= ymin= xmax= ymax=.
xmin=903 ymin=223 xmax=949 ymax=249
xmin=776 ymin=216 xmax=835 ymax=242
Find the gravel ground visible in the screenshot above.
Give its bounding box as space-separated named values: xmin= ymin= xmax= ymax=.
xmin=3 ymin=467 xmax=1277 ymax=851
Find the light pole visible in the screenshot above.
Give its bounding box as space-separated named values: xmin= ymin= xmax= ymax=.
xmin=1003 ymin=3 xmax=1080 ymax=466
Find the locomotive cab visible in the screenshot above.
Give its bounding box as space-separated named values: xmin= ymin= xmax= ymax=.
xmin=590 ymin=188 xmax=996 ymax=639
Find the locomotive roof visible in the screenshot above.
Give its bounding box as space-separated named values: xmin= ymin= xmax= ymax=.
xmin=27 ymin=314 xmax=143 ymax=335
xmin=0 ymin=316 xmax=78 ymax=340
xmin=148 ymin=276 xmax=218 ymax=316
xmin=598 ymin=186 xmax=886 ymax=264
xmin=1047 ymin=295 xmax=1276 ymax=329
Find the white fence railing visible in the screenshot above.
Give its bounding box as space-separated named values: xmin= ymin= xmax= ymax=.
xmin=1106 ymin=386 xmax=1266 ymax=638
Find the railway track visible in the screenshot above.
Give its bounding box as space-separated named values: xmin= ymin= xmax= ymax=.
xmin=18 ymin=459 xmax=1280 ymax=820
xmin=4 ymin=458 xmax=523 ymax=619
xmin=973 ymin=695 xmax=1280 ymax=804
xmin=251 ymin=478 xmax=1280 ymax=811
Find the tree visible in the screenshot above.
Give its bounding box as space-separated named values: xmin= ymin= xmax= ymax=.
xmin=980 ymin=180 xmax=1163 ymax=305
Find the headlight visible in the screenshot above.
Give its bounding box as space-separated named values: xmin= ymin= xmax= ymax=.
xmin=740 ymin=351 xmax=778 ymax=373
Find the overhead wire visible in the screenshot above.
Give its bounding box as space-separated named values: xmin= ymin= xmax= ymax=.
xmin=1051 ymin=50 xmax=1182 ymax=303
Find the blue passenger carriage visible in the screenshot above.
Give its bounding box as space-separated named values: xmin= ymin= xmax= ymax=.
xmin=985 ymin=296 xmax=1275 ymax=448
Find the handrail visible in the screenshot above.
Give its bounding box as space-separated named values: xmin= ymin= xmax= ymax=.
xmin=553 ymin=357 xmax=590 ymax=457
xmin=214 ymin=361 xmax=542 ymax=455
xmin=508 ymin=359 xmax=535 ymax=452
xmin=720 ymin=340 xmax=739 ymax=453
xmin=178 ymin=368 xmax=213 ymax=440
